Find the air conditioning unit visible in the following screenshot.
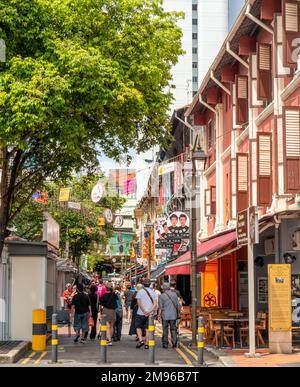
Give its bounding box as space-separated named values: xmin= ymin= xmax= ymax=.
xmin=264 ymin=238 xmax=275 ymax=255
xmin=292 ymin=230 xmax=300 ymax=250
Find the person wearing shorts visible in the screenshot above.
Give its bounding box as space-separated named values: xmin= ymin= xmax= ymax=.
xmin=71 ymin=283 xmax=91 ymax=343
xmin=135 ymin=278 xmax=158 ymax=349
xmin=100 ymin=284 xmax=118 ymax=345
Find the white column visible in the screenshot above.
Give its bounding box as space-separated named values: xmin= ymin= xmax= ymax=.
xmin=215 ymin=104 xmax=225 ymax=233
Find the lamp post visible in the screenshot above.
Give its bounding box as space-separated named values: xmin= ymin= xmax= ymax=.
xmin=191 ymin=148 xmax=207 ymax=345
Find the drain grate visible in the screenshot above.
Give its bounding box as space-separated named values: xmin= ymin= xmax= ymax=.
xmin=0 ymin=341 xmax=22 ymax=354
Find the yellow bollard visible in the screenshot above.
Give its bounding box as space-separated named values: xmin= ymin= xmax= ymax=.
xmin=32 ymin=309 xmax=46 ymax=351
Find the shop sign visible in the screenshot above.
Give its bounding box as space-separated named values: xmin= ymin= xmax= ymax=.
xmin=104 ymin=208 xmax=113 ymax=223
xmin=98 ymin=217 xmax=105 ymax=226
xmin=155 ymin=212 xmax=190 ymax=257
xmin=91 ymin=183 xmax=104 ymax=203
xmin=114 ymin=215 xmax=124 ymax=228
xmin=134 ymin=208 xmax=144 ymax=219
xmin=59 ymin=188 xmax=71 ymax=202
xmin=268 ymin=264 xmax=291 ymax=331
xmin=68 ymin=201 xmax=81 ymax=210
xmin=158 ymin=162 xmax=175 ymax=175
xmin=237 ymin=209 xmax=248 ymax=246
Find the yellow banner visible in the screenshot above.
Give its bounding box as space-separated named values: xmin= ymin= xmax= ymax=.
xmin=59 ymin=188 xmax=70 ymax=202
xmin=269 ymin=264 xmax=291 ymax=332
xmin=98 ymin=217 xmax=105 ymax=226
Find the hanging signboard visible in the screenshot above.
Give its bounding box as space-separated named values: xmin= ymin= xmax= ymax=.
xmin=268 ymin=264 xmax=291 ymax=331
xmin=134 ymin=208 xmax=144 ymax=219
xmin=155 ymin=212 xmax=190 ymax=258
xmin=237 ymin=209 xmax=248 ymax=246
xmin=104 ymin=208 xmax=113 ymax=223
xmin=158 ymin=162 xmax=175 ymax=176
xmin=91 ymin=183 xmax=104 ymax=203
xmin=59 ymin=188 xmax=71 ymax=202
xmin=114 ymin=215 xmax=124 ymax=228
xmin=98 ymin=217 xmax=105 ymax=226
xmin=68 ymin=201 xmax=81 ymax=210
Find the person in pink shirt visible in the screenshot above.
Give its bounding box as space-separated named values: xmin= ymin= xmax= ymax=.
xmin=97 ymin=279 xmax=107 ymax=298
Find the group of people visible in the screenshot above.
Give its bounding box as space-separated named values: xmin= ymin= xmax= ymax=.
xmin=63 ymin=277 xmax=183 ymax=349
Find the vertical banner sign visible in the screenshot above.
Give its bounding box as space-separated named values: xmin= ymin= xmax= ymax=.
xmin=237 ymin=209 xmax=248 ymax=246
xmin=59 ymin=188 xmax=71 ymax=202
xmin=268 ymin=264 xmax=291 ymax=331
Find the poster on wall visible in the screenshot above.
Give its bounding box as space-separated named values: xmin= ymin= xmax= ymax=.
xmin=292 ymin=274 xmax=300 ymax=328
xmin=268 ymin=264 xmax=291 ymax=332
xmin=154 ymin=212 xmax=190 ymax=258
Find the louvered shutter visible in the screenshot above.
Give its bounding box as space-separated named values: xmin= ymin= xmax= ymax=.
xmin=237 ymin=153 xmax=249 ymax=212
xmin=235 ymin=75 xmax=249 ymax=125
xmin=282 ymin=0 xmax=300 ymax=68
xmin=210 ymin=186 xmax=216 ymax=215
xmin=283 ymin=107 xmax=300 ymax=193
xmin=257 ymin=43 xmax=272 ymax=101
xmin=257 ymin=133 xmax=272 ymax=206
xmin=205 ymin=189 xmax=211 ymax=216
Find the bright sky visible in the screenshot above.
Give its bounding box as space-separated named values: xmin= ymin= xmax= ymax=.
xmin=98 ymin=152 xmax=137 ymax=175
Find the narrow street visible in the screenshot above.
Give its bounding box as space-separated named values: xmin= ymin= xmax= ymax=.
xmin=14 ymin=322 xmax=222 ymax=367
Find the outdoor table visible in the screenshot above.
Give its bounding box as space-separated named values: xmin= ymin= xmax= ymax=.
xmin=212 ymin=318 xmax=249 ymax=348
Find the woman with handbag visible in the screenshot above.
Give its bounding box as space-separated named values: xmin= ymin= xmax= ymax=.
xmin=84 ymin=284 xmax=100 ymax=340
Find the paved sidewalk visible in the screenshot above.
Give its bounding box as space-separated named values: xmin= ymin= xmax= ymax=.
xmin=13 ymin=320 xmax=220 ymax=367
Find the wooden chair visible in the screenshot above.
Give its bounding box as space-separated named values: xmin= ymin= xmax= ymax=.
xmin=240 ymin=312 xmax=267 ymax=348
xmin=180 ymin=306 xmax=192 ymax=328
xmin=208 ymin=314 xmax=236 ymax=348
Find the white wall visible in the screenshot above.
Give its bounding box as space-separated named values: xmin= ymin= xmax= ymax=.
xmin=163 ymin=0 xmax=193 ymax=110
xmin=198 ymin=0 xmax=229 ymax=85
xmin=11 ymin=256 xmax=46 ymax=340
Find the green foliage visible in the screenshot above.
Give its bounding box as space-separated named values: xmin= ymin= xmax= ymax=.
xmin=10 ymin=174 xmax=125 ymax=263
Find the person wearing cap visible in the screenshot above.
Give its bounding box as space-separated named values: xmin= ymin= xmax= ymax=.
xmin=158 ymin=283 xmax=181 ymax=348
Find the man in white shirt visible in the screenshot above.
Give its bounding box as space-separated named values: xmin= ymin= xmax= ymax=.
xmin=135 ymin=278 xmax=158 ymax=349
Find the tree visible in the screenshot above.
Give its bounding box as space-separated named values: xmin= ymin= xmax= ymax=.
xmin=0 ymin=0 xmax=183 ymax=255
xmin=11 ymin=173 xmax=126 ymax=266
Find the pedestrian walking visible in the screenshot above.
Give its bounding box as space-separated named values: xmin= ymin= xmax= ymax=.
xmin=97 ymin=279 xmax=107 ymax=298
xmin=151 ymin=282 xmax=161 ymax=321
xmin=71 ymin=283 xmax=91 ymax=343
xmin=113 ymin=286 xmax=123 ymax=341
xmin=100 ymin=284 xmax=118 ymax=346
xmin=135 ymin=278 xmax=158 ymax=349
xmin=84 ymin=284 xmax=100 ymax=340
xmin=158 ymin=283 xmax=181 ymax=348
xmin=63 ymin=283 xmax=73 ymax=310
xmin=128 ymin=283 xmax=143 ymax=339
xmin=123 ymin=284 xmax=134 ymax=322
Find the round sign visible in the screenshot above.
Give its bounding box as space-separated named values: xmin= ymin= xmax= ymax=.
xmin=114 ymin=215 xmax=124 ymax=228
xmin=104 ymin=208 xmax=113 ymax=223
xmin=91 ymin=183 xmax=104 ymax=203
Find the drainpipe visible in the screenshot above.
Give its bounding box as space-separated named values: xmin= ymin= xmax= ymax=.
xmin=210 ymin=71 xmax=231 ymax=95
xmin=226 ymin=42 xmax=249 ymax=69
xmin=245 ymin=4 xmax=273 ymax=35
xmin=274 ymin=215 xmax=281 ymax=264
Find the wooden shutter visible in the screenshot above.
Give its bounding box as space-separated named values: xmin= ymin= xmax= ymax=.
xmin=283 ymin=107 xmax=300 ymax=193
xmin=205 ymin=189 xmax=211 ymax=216
xmin=237 ymin=153 xmax=249 ymax=212
xmin=282 ymin=0 xmax=300 ymax=68
xmin=210 ymin=186 xmax=216 ymax=215
xmin=257 ymin=133 xmax=272 ymax=206
xmin=257 ymin=43 xmax=272 ymax=101
xmin=235 ymin=75 xmax=249 ymax=125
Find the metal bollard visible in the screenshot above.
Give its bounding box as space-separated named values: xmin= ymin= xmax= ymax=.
xmin=99 ymin=314 xmax=107 ymax=363
xmin=197 ymin=316 xmax=204 ymax=366
xmin=51 ymin=314 xmax=58 ymax=363
xmin=148 ymin=316 xmax=155 ymax=364
xmin=32 ymin=309 xmax=46 ymax=351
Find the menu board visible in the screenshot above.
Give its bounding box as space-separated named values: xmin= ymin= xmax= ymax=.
xmin=268 ymin=264 xmax=291 ymax=331
xmin=257 ymin=277 xmax=268 ymax=303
